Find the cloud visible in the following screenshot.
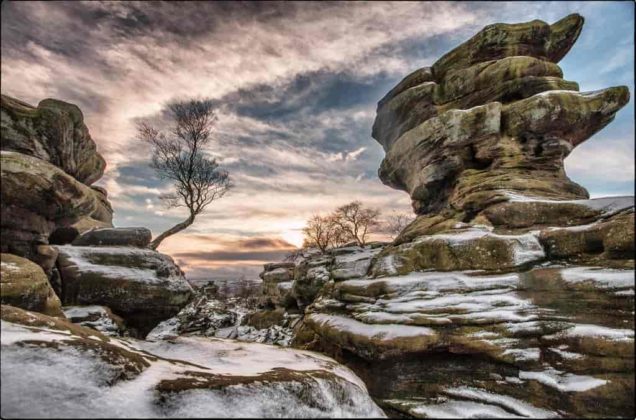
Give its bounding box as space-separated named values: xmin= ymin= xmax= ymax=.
xmin=174 ymin=249 xmax=295 ymax=263
xmin=2 ymin=1 xmax=633 ymax=280
xmin=565 ymin=139 xmax=635 ymax=183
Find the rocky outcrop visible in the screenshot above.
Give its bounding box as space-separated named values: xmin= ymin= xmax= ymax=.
xmin=257 ymin=14 xmax=635 ymax=418
xmin=258 ymin=246 xmax=385 ymax=311
xmin=297 ymin=265 xmax=634 ymax=417
xmin=0 ymin=93 xmax=192 ymax=340
xmin=55 ymin=245 xmax=193 ymax=336
xmin=259 ymin=261 xmax=297 ymax=308
xmin=373 ymin=13 xmax=628 ymax=219
xmin=1 ymin=304 xmax=384 ymax=418
xmin=1 ymin=94 xmax=106 ymax=185
xmin=71 ymin=227 xmax=152 ymax=247
xmin=1 ymin=93 xmax=114 ymax=276
xmin=0 ymin=151 xmax=113 ymax=272
xmin=0 ymin=253 xmax=63 ymax=317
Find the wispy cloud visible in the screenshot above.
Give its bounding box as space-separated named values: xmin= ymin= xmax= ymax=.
xmin=1 ymin=1 xmax=633 ymax=280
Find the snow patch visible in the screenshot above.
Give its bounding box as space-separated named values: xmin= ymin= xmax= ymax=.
xmin=519 ymin=368 xmax=608 ymax=392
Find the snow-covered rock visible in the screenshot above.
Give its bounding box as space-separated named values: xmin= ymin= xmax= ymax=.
xmin=55 ymin=245 xmax=193 ymax=336
xmin=296 ymin=265 xmax=634 ymax=417
xmin=0 ymin=304 xmax=384 ymax=418
xmin=63 ymin=305 xmax=125 ymax=336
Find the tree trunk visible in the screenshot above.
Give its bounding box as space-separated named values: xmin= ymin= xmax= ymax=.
xmin=149 ymin=215 xmax=195 ymax=250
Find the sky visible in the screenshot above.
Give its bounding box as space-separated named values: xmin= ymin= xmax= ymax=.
xmin=1 ymin=1 xmax=634 ymax=281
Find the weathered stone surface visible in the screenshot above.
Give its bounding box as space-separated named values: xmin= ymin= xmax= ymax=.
xmin=62 ymin=305 xmax=126 ymax=336
xmin=377 ymin=67 xmax=434 ymax=108
xmin=378 ymin=86 xmax=629 ymax=216
xmin=436 ymin=56 xmax=564 ymax=104
xmin=371 ymin=227 xmax=545 ymax=276
xmin=72 ymin=227 xmax=152 ymax=247
xmin=0 ymin=151 xmax=113 ymax=270
xmin=502 ymin=87 xmax=630 ymax=148
xmin=379 ymin=102 xmax=502 ymax=214
xmin=372 ymin=81 xmax=437 ymax=151
xmin=261 ymin=266 xmax=293 ymax=283
xmin=55 ymin=245 xmax=193 ymax=336
xmin=373 ymin=64 xmax=577 ymax=152
xmin=539 ymin=211 xmax=635 ymax=266
xmin=431 ymin=14 xmax=584 ymax=80
xmin=1 ymin=94 xmax=106 ymax=185
xmin=48 ymin=218 xmax=112 ymax=245
xmin=373 ymin=12 xmax=628 ymax=221
xmin=330 ymin=246 xmax=382 ymax=280
xmin=482 ymin=196 xmax=634 ymax=229
xmin=281 ymin=14 xmax=635 ymax=419
xmin=262 ymin=279 xmax=296 ymax=309
xmin=296 ymin=266 xmax=635 ymax=418
xmin=1 ymin=304 xmax=383 ymax=418
xmin=0 ymin=254 xmax=63 ymax=317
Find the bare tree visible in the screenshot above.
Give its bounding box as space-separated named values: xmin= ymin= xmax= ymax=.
xmin=138 ymin=99 xmax=232 ymax=250
xmin=302 ymin=215 xmax=335 ymax=252
xmin=331 ymin=201 xmax=381 ymax=246
xmin=385 ymin=212 xmax=414 ymax=240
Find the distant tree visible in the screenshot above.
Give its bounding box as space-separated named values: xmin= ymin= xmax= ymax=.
xmin=302 ymin=215 xmax=336 ymax=252
xmin=301 ymin=201 xmax=381 ymax=251
xmin=331 ymin=201 xmax=381 ymax=246
xmin=138 ymin=99 xmax=232 ymax=250
xmin=385 ymin=212 xmax=414 ymax=240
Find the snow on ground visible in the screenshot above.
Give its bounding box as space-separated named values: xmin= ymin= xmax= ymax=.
xmin=0 ymin=261 xmax=19 ymax=271
xmin=545 ymin=324 xmax=634 ymax=342
xmin=340 ymin=271 xmax=520 ymax=294
xmin=413 ymin=227 xmax=545 ymax=267
xmin=55 ymin=246 xmax=192 ymax=292
xmin=387 ymin=398 xmax=526 ymax=419
xmin=1 ymin=319 xmax=385 ymax=418
xmin=560 ymin=267 xmax=635 ymax=290
xmin=443 ymin=387 xmax=558 ymax=418
xmin=501 ymin=191 xmax=634 ymax=216
xmin=307 ymin=313 xmax=436 ymax=341
xmin=548 ymin=347 xmax=584 ymax=360
xmin=63 ymin=306 xmax=121 ymax=336
xmin=502 ymin=348 xmax=542 ymax=362
xmin=518 ymin=368 xmax=608 ymax=392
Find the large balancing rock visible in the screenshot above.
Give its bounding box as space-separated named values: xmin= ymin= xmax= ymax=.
xmin=0 ymin=94 xmax=106 ymax=185
xmin=55 ymin=246 xmax=193 ymax=336
xmin=372 ymin=12 xmax=630 ymax=218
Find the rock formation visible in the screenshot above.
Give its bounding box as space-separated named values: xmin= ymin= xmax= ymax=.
xmin=1 ymin=253 xmax=63 ymax=317
xmin=1 ymin=305 xmax=384 ymax=418
xmin=255 ymin=14 xmax=634 ymax=418
xmin=373 ymin=14 xmax=628 ymax=219
xmin=1 ymin=94 xmax=114 ymax=273
xmin=55 ymin=245 xmax=193 ymax=336
xmin=0 ymin=93 xmax=193 ymax=335
xmin=0 ymin=92 xmax=386 ymax=418
xmin=1 ymin=94 xmax=106 ymax=184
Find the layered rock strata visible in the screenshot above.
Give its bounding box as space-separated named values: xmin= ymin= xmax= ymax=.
xmin=261 ymin=14 xmax=635 ymax=418
xmin=0 ymin=94 xmax=192 ymax=336
xmin=372 ymin=13 xmax=628 ymax=219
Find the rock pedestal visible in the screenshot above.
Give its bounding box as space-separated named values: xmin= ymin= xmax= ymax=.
xmin=372 ymin=13 xmax=628 ymax=219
